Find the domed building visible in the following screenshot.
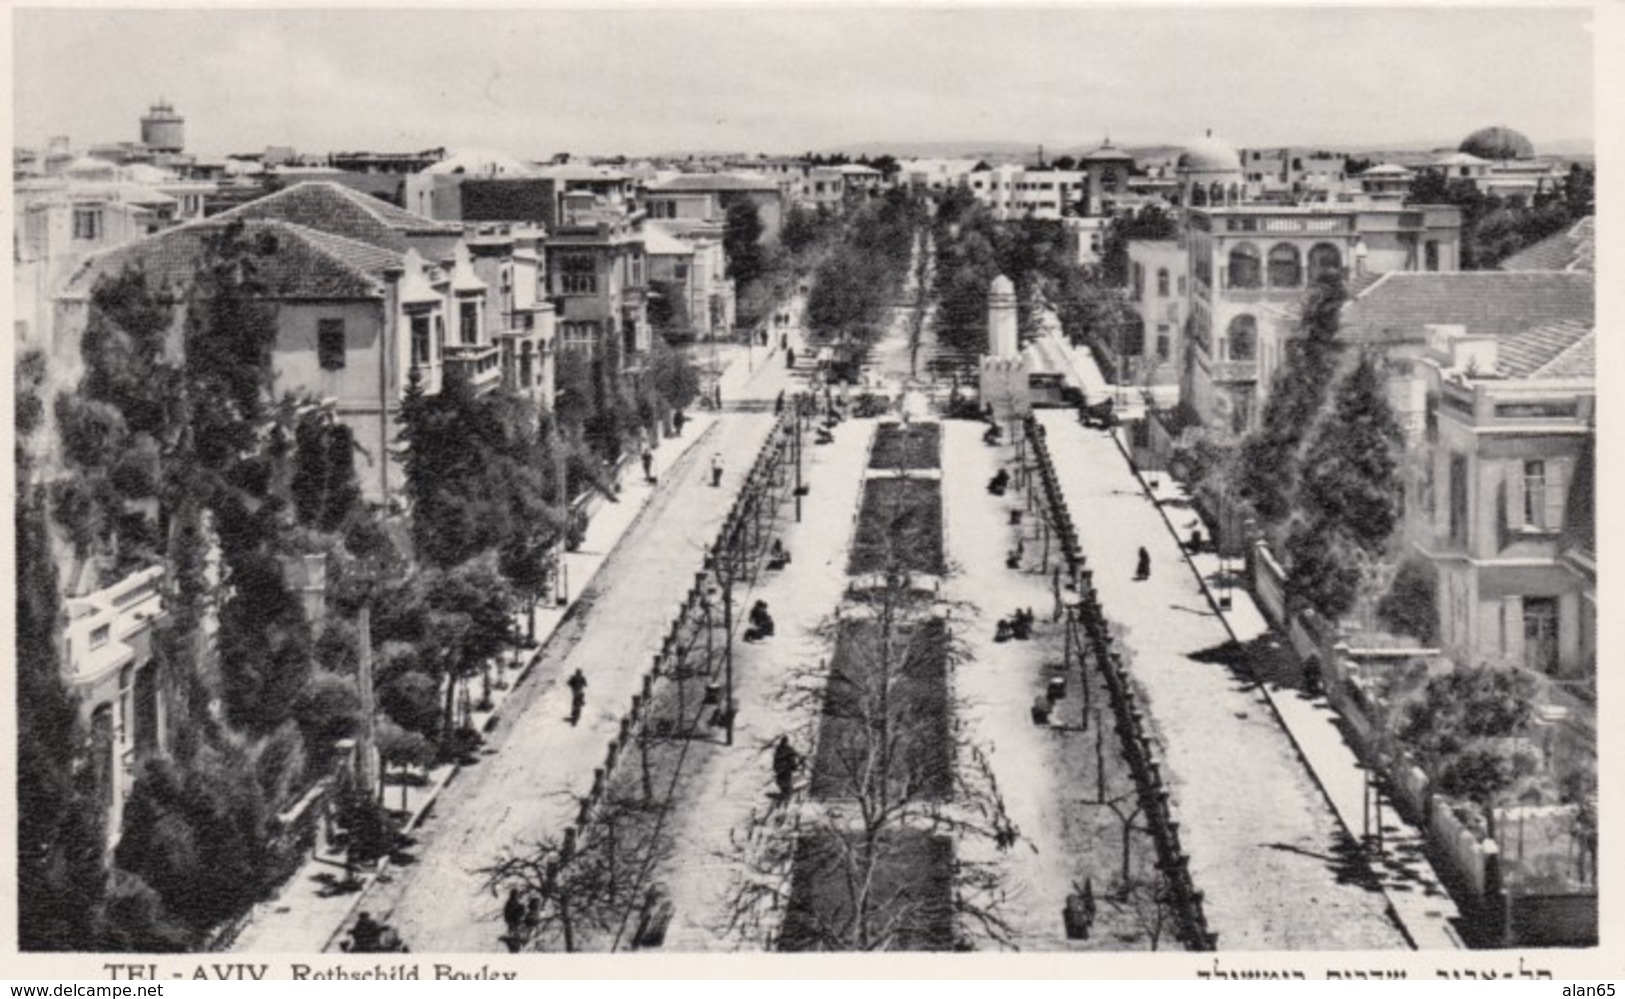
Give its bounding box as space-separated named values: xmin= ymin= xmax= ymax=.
xmin=1460 ymin=125 xmax=1535 ymax=162
xmin=1176 ymin=132 xmax=1244 ymax=207
xmin=1077 ymin=137 xmax=1135 ymax=215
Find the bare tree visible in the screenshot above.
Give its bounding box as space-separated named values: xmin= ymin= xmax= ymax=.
xmin=725 ymin=468 xmax=1019 ymax=951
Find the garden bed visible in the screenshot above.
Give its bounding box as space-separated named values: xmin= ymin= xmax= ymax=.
xmin=848 ymin=478 xmax=944 ymax=576
xmin=869 ymin=422 xmax=941 ymax=471
xmin=810 ymin=617 xmax=951 ymax=801
xmin=779 ymin=829 xmax=955 ymax=951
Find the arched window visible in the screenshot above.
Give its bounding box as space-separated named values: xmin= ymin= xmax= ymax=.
xmin=1209 ymin=182 xmax=1225 ymax=205
xmin=1227 ymin=314 xmax=1257 ymax=361
xmin=1308 ymin=243 xmax=1343 ymax=281
xmin=1191 ymin=184 xmax=1207 ymax=207
xmin=1228 ymin=243 xmax=1262 ymax=289
xmin=1228 ymin=183 xmax=1241 ymax=205
xmin=1267 ymin=243 xmax=1302 ymax=287
xmin=1157 ymin=268 xmax=1170 ymax=298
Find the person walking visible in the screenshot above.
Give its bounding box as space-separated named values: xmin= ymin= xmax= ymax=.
xmin=673 ymin=409 xmax=686 ymax=437
xmin=641 ymin=448 xmax=654 ymax=482
xmin=1135 ymin=546 xmax=1151 ymax=581
xmin=710 ymin=453 xmax=724 ymax=488
xmin=772 ymin=736 xmax=800 ymax=799
xmin=567 ymin=668 xmax=587 ymax=725
xmin=503 ymin=889 xmax=525 ymax=938
xmin=786 ymin=346 xmax=796 ymax=370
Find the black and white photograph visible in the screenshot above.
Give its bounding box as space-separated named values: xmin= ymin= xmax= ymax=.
xmin=6 ymin=1 xmax=1613 ymax=976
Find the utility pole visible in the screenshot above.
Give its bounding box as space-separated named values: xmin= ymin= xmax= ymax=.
xmin=356 ymin=568 xmax=380 ymax=799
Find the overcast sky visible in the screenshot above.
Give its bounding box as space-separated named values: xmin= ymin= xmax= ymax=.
xmin=11 ymin=5 xmax=1596 ymax=159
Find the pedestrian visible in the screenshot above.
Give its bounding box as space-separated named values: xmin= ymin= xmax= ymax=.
xmin=786 ymin=347 xmax=796 ymax=370
xmin=780 ymin=333 xmax=789 ymax=351
xmin=503 ymin=889 xmax=524 ymax=937
xmin=710 ymin=453 xmax=724 ymax=488
xmin=349 ymin=911 xmax=383 ymax=953
xmin=641 ymin=448 xmax=654 ymax=482
xmin=1135 ymin=546 xmax=1151 ymax=581
xmin=772 ymin=736 xmax=800 ymax=798
xmin=673 ymin=409 xmax=686 ymax=437
xmin=774 ymin=390 xmax=785 ymax=415
xmin=567 ymin=668 xmax=587 ymax=724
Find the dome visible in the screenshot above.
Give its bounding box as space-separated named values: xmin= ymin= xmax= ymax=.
xmin=1079 ymin=139 xmax=1134 ymax=164
xmin=1176 ymin=135 xmax=1241 ymax=173
xmin=1460 ymin=126 xmax=1534 ymax=161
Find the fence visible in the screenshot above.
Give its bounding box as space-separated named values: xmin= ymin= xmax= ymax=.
xmin=1025 ymin=415 xmax=1217 ymax=952
xmin=547 ymin=402 xmax=805 ymax=941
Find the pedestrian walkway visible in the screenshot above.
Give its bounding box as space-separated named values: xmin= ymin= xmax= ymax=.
xmin=659 ymin=418 xmax=876 ymax=950
xmin=231 ymin=310 xmax=809 ymax=954
xmin=1149 ymin=475 xmax=1463 ymax=950
xmin=1036 ymin=410 xmax=1406 ymax=950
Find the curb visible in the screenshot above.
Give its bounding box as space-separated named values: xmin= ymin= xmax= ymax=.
xmin=1096 ymin=418 xmax=1442 ymax=951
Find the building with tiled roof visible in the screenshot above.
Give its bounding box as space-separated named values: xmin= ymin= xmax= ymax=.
xmin=1339 ymin=271 xmax=1593 ymax=345
xmin=52 ymin=216 xmax=508 ymax=505
xmin=213 ymin=180 xmax=462 ymax=259
xmin=645 ymin=172 xmax=784 ymax=241
xmin=1399 ymin=314 xmax=1594 ymax=686
xmin=1498 ymin=217 xmax=1593 ymax=274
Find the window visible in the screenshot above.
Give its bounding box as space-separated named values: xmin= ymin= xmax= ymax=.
xmin=1227 ymin=315 xmax=1257 ymax=361
xmin=1448 ymin=454 xmax=1469 ymax=545
xmin=1308 ymin=243 xmax=1342 ymax=281
xmin=1132 ymin=262 xmax=1145 ymax=299
xmin=673 ymin=261 xmax=690 ymax=282
xmin=460 ymin=300 xmax=479 ymax=345
xmin=1156 ymin=325 xmax=1171 ymax=360
xmin=1523 ymin=597 xmax=1559 ymax=674
xmin=73 ymin=209 xmax=102 ymax=240
xmin=1156 ymin=269 xmax=1170 ymax=297
xmin=1227 ymin=244 xmax=1262 ymax=289
xmin=1267 ymin=244 xmax=1302 ymax=287
xmin=1516 ymin=458 xmax=1566 ymax=532
xmin=559 ymin=255 xmax=597 ymax=295
xmin=90 ymin=624 xmax=111 ymax=649
xmin=561 ymin=321 xmax=599 ymax=348
xmin=410 ymin=313 xmax=433 ymax=366
xmin=317 ymin=319 xmax=346 ymax=370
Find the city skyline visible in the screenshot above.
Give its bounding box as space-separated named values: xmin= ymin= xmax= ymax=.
xmin=13 ymin=5 xmax=1596 ymax=159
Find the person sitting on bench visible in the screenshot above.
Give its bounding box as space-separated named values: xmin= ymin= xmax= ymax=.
xmin=983 ymin=423 xmax=1002 ymax=445
xmin=994 ymin=618 xmax=1015 ymax=643
xmin=744 ymin=600 xmax=775 ymax=642
xmin=1006 ymin=538 xmax=1024 ymax=569
xmin=814 ymin=425 xmax=835 ymax=445
xmin=767 ymin=539 xmax=791 ymax=570
xmin=987 ymin=468 xmax=1010 ymax=496
xmin=1011 ymin=607 xmax=1034 ymax=641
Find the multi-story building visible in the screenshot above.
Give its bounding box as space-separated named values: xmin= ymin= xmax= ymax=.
xmin=62 ymin=566 xmax=168 ymax=850
xmin=54 ymin=184 xmax=555 ymax=506
xmin=643 ymin=221 xmax=734 ymax=340
xmin=967 ymin=164 xmax=1085 ymax=220
xmin=1355 ymin=164 xmax=1417 ymax=200
xmin=547 ymin=208 xmax=650 ymax=361
xmin=1182 ymin=201 xmax=1463 ymax=431
xmin=1402 ymin=320 xmax=1594 ymax=683
xmin=14 ymin=156 xmax=216 ymax=352
xmin=1238 ymin=147 xmax=1352 ymax=201
xmin=1124 ymin=239 xmax=1188 ymax=391
xmin=644 ymin=172 xmax=784 ymax=242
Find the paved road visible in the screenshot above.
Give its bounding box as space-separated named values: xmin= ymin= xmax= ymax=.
xmin=1037 ymin=409 xmax=1408 ymax=950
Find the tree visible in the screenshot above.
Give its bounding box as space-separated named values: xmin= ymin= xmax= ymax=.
xmin=1235 ymin=269 xmax=1347 ymax=529
xmin=291 ymin=408 xmax=362 ymax=533
xmin=16 ymin=352 xmax=110 ymax=952
xmin=1296 ymin=353 xmax=1403 ymax=555
xmin=1376 ymin=556 xmax=1439 ymax=644
xmin=724 ymin=200 xmax=766 ymax=287
xmin=728 ymin=482 xmax=1018 ymax=951
xmin=416 ymin=558 xmax=517 ymax=745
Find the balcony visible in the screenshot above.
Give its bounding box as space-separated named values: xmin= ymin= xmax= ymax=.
xmin=63 ymin=566 xmax=165 ymax=689
xmin=445 ymin=343 xmax=502 ymax=393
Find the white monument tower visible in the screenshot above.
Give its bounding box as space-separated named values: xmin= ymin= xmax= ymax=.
xmin=979 ymin=274 xmax=1031 ymax=429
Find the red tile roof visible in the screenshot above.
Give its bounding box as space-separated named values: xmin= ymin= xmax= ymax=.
xmin=1497 ymin=216 xmax=1594 ymax=273
xmin=63 ymin=219 xmax=403 ymax=301
xmin=212 ymin=181 xmax=459 ymax=252
xmin=1340 ymin=270 xmax=1593 ymax=343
